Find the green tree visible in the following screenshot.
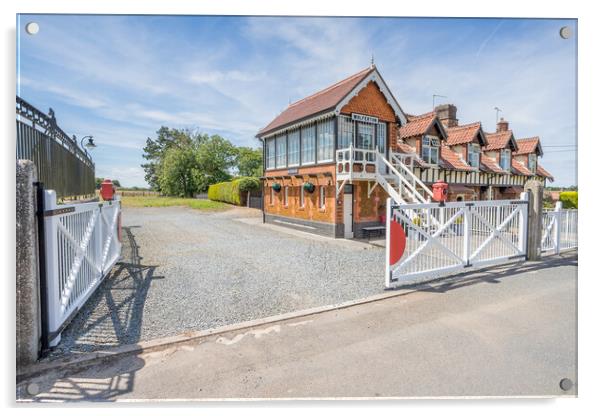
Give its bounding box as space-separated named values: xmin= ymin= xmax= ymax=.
xmin=235 ymin=147 xmax=263 ymax=177
xmin=141 ymin=127 xmax=193 ymax=191
xmin=158 ymin=146 xmax=201 ymax=198
xmin=195 ymin=134 xmax=238 ymax=191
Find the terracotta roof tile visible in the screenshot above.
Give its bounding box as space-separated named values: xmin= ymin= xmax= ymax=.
xmin=440 ymin=145 xmax=474 ymax=171
xmin=537 ymin=165 xmax=554 ymax=180
xmin=483 ymin=130 xmax=514 ymax=151
xmin=445 ymin=122 xmax=483 ymax=145
xmin=480 ymin=155 xmax=506 ymax=174
xmin=512 ymin=159 xmax=534 ymax=176
xmin=258 ymin=67 xmax=373 ymax=136
xmin=514 ymin=137 xmax=541 ymax=155
xmin=398 ymin=112 xmax=436 ymax=139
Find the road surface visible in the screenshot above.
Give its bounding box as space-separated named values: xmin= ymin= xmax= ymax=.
xmin=18 ymin=252 xmax=577 ymax=400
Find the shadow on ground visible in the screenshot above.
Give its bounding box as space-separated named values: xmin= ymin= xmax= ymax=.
xmin=49 ymin=226 xmax=163 ymax=358
xmin=396 ymin=251 xmax=577 ymax=294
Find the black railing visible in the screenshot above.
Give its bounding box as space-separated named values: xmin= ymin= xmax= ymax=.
xmin=16 ymin=96 xmax=95 ymax=199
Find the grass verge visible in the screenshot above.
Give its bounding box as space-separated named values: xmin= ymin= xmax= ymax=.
xmin=121 ymin=195 xmax=230 ymax=211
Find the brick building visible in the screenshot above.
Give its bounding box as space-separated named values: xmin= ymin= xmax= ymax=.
xmin=257 ymin=65 xmax=553 ymax=238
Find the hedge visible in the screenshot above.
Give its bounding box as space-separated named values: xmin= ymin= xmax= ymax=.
xmin=559 ymin=191 xmax=578 ymax=209
xmin=208 ymin=177 xmax=260 ymax=206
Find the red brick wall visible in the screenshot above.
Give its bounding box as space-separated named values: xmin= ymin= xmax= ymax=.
xmin=340 ymin=81 xmax=397 ymax=122
xmin=264 ymin=165 xmax=336 ymax=224
xmin=353 ymin=182 xmax=388 ymax=223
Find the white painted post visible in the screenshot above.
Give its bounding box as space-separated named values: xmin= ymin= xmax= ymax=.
xmin=463 ymin=204 xmax=472 ymax=266
xmin=554 ymin=201 xmax=562 ymax=254
xmin=96 ymin=203 xmax=104 ymax=276
xmin=385 ymin=197 xmax=392 ymax=288
xmin=519 ymin=192 xmax=529 ymax=255
xmin=43 ymin=190 xmax=61 ymax=347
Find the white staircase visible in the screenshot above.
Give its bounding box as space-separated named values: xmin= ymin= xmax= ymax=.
xmin=375 ymin=152 xmax=433 ymax=205
xmin=375 ymin=152 xmax=442 ymax=228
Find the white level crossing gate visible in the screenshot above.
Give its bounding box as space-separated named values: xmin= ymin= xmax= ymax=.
xmin=385 ymin=195 xmax=528 ymax=288
xmin=541 ymin=202 xmax=578 ymax=254
xmin=42 ymin=190 xmax=122 ymax=346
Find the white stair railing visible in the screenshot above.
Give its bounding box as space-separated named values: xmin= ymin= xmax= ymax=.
xmin=375 ymin=154 xmax=441 ymax=228
xmin=389 ymin=152 xmax=434 ymax=201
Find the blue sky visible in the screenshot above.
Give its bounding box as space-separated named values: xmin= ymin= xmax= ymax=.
xmin=17 ymin=15 xmax=577 ymax=187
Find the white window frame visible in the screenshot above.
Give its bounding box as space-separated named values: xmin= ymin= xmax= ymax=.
xmin=287 ymin=130 xmax=300 ymax=167
xmin=468 ymin=143 xmax=480 ymax=168
xmin=500 ymin=149 xmax=511 ymax=171
xmin=421 ymin=135 xmax=440 ymax=165
xmin=319 ymin=186 xmax=326 ymax=209
xmin=299 ymin=186 xmax=305 ymax=208
xmin=528 ymin=153 xmax=537 ymax=173
xmin=377 ymin=122 xmax=386 ymax=154
xmin=338 ymin=115 xmax=354 ymax=149
xmin=357 ymin=122 xmax=374 ymax=150
xmin=276 ymin=134 xmax=287 ymax=168
xmin=284 ymin=186 xmax=289 ymax=206
xmin=301 ymin=125 xmax=316 ymax=165
xmin=317 ymin=119 xmax=335 ymax=162
xmin=266 ymin=138 xmax=276 ymax=170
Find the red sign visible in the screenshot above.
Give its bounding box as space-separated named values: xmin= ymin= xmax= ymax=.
xmin=389 ymin=220 xmax=406 ymax=266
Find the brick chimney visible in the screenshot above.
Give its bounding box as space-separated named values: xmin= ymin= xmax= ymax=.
xmin=435 ymin=104 xmax=458 ymax=128
xmin=496 ymin=117 xmax=509 ymax=132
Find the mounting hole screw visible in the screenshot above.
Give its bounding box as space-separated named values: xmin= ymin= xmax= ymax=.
xmin=25 ymin=22 xmax=39 ymax=35
xmin=559 ymin=26 xmax=571 ymax=39
xmin=26 ymin=382 xmax=40 ymax=396
xmin=559 ymin=378 xmax=573 ymax=391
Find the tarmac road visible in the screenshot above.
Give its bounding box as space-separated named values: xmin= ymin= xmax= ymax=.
xmin=19 ymin=252 xmax=577 ymax=400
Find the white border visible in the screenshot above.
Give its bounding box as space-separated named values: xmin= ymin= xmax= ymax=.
xmin=3 ymin=1 xmax=600 ymax=415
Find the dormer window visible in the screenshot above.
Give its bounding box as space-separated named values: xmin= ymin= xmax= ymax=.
xmin=468 ymin=143 xmax=480 ymax=168
xmin=500 ymin=149 xmax=511 ymax=171
xmin=421 ymin=135 xmax=440 ymax=165
xmin=528 ymin=153 xmax=537 ymax=173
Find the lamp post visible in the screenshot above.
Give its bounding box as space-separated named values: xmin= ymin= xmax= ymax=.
xmin=73 ymin=135 xmax=96 ymax=157
xmin=80 ymin=135 xmax=96 ymax=151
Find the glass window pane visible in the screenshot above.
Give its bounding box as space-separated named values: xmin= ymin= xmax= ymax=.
xmin=301 ymin=125 xmax=315 ymax=164
xmin=276 ymin=134 xmax=287 ymax=168
xmin=317 ymin=119 xmax=334 ymax=162
xmin=377 ymin=122 xmax=386 ymax=154
xmin=357 ymin=122 xmax=374 ymax=149
xmin=266 ymin=138 xmax=276 ymax=169
xmin=338 ymin=115 xmax=354 ymax=149
xmin=288 ymin=130 xmax=300 ymax=166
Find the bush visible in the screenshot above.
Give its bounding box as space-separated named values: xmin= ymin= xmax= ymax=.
xmin=208 ymin=177 xmax=260 ymax=205
xmin=559 ymin=191 xmax=578 ymax=209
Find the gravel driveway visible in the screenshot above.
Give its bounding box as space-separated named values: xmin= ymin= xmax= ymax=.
xmin=51 ymin=206 xmax=385 ymax=357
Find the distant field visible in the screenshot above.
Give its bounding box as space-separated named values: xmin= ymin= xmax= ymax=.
xmin=120 ymin=195 xmax=229 ymax=211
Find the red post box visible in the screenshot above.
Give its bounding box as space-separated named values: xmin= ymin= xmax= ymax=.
xmin=432 ymin=180 xmax=448 ymax=203
xmin=100 ymin=178 xmax=116 ymax=201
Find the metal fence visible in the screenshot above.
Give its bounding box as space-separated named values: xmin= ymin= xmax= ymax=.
xmin=16 ymin=96 xmax=95 ymax=199
xmin=42 ymin=190 xmax=122 ymax=346
xmin=541 ymin=202 xmax=578 ymax=254
xmin=385 ymin=195 xmax=528 ymax=288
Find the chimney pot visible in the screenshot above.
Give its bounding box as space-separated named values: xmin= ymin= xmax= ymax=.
xmin=496 ymin=117 xmax=509 ymax=132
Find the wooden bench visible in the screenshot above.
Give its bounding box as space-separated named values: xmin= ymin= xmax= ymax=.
xmin=362 ymin=225 xmax=386 ymax=239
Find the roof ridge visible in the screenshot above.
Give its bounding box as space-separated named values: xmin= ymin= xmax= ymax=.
xmin=287 ymin=67 xmax=373 ymax=109
xmin=447 ymin=121 xmax=481 ymax=130
xmin=486 ymin=129 xmax=513 ymax=135
xmin=407 ymin=111 xmax=435 ymax=120
xmin=516 ymin=136 xmax=540 ymax=141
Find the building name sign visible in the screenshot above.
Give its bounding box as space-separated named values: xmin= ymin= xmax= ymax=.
xmin=351 ymin=113 xmax=378 ymax=124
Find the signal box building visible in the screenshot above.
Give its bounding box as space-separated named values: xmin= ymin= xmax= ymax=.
xmin=257 ymin=66 xmax=553 ymax=238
